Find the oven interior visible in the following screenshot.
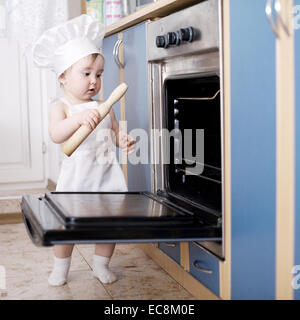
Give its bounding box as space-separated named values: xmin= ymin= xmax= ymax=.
xmin=164 ymin=75 xmax=221 ymax=221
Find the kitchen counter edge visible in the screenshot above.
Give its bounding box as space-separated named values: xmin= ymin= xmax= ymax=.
xmin=104 ymin=0 xmax=202 ymax=37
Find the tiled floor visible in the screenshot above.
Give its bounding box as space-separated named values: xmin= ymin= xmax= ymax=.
xmin=0 ymin=223 xmax=196 ymax=300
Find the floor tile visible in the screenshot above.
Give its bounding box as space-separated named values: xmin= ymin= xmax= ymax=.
xmin=2 ymin=271 xmax=111 ymax=300
xmin=0 ymin=223 xmax=196 ymax=300
xmin=76 ymin=244 xmax=195 ymax=300
xmin=0 ymin=248 xmax=90 ymax=279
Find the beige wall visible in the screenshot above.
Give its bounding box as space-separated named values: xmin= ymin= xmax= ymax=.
xmin=68 ymin=0 xmax=82 ymax=19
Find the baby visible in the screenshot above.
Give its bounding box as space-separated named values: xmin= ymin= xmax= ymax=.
xmin=33 ymin=15 xmax=135 ymax=286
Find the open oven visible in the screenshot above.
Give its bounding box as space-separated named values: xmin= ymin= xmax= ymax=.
xmin=21 ymin=0 xmax=224 ymax=258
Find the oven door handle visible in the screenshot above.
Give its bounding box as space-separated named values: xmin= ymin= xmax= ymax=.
xmin=113 ymin=39 xmax=125 ymax=69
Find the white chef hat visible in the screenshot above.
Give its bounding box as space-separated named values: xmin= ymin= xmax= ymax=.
xmin=32 ymin=14 xmax=105 ymax=78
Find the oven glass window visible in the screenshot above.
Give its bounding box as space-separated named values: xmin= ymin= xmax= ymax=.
xmin=164 ymin=75 xmax=221 ymax=217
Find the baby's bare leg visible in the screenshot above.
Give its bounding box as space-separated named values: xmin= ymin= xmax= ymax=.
xmin=53 ymin=244 xmax=74 ymax=258
xmin=48 ymin=244 xmax=74 ymax=286
xmin=94 ymin=243 xmax=115 ymax=258
xmin=93 ymin=244 xmax=117 ymax=284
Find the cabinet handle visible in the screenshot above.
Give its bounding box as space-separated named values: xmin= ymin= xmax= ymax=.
xmin=265 ymin=0 xmax=279 ymax=38
xmin=274 ymin=0 xmax=290 ymax=36
xmin=164 ymin=242 xmax=176 ymax=248
xmin=113 ymin=39 xmax=125 ymax=69
xmin=193 ymin=260 xmax=213 ymax=274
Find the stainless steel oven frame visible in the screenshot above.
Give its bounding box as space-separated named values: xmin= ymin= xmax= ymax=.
xmin=147 ymin=0 xmax=225 ymax=258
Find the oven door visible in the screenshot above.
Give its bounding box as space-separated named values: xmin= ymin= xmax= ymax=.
xmin=21 ymin=191 xmax=221 ymax=246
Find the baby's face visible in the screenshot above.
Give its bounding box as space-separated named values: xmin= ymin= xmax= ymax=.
xmin=61 ymin=54 xmax=104 ymax=103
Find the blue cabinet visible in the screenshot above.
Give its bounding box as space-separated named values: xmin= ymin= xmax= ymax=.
xmin=102 ymin=24 xmax=150 ymax=192
xmin=158 ymin=242 xmax=180 ymax=264
xmin=102 ymin=34 xmax=121 ymax=122
xmin=102 ymin=34 xmax=122 ymax=163
xmin=230 ymin=0 xmax=276 ymax=299
xmin=123 ymin=23 xmax=151 ymax=192
xmin=189 ymin=242 xmax=219 ymax=296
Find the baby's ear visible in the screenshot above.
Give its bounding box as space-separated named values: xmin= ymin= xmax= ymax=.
xmin=58 ymin=73 xmax=66 ymax=86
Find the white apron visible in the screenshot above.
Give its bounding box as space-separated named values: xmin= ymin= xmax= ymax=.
xmin=56 ymin=98 xmax=128 ymax=192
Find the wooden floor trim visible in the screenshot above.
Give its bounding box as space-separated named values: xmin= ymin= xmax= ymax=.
xmin=0 ymin=213 xmax=23 ymax=225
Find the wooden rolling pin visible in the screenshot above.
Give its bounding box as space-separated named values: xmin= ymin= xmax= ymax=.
xmin=61 ymin=82 xmax=128 ymax=157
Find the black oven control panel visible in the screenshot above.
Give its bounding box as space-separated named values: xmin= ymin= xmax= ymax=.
xmin=156 ymin=27 xmax=195 ymax=48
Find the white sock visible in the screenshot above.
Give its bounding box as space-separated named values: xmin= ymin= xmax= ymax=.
xmin=93 ymin=255 xmax=117 ymax=284
xmin=48 ymin=256 xmax=71 ymax=286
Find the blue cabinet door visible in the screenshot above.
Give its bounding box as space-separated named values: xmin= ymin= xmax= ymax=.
xmin=102 ymin=34 xmax=121 ymax=121
xmin=294 ymin=0 xmax=300 ymax=301
xmin=189 ymin=242 xmax=220 ymax=296
xmin=123 ymin=23 xmax=151 ymax=191
xmin=230 ymin=0 xmax=276 ymax=299
xmin=102 ymin=34 xmax=123 ymax=167
xmin=158 ymin=242 xmax=181 ymax=264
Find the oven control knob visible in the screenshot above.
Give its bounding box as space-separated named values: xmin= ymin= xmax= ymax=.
xmin=156 ymin=35 xmax=167 ymax=48
xmin=179 ymin=27 xmax=195 ymax=42
xmin=167 ymin=32 xmax=180 ymax=46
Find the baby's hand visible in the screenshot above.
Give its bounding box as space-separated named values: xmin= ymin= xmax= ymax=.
xmin=118 ymin=131 xmax=136 ymax=155
xmin=77 ymin=109 xmax=101 ymax=130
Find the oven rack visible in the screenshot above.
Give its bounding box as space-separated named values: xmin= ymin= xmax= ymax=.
xmin=176 ymin=89 xmax=220 ymax=101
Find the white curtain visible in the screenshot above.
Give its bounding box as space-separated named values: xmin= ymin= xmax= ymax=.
xmin=0 ymin=0 xmax=8 ymax=37
xmin=6 ymin=0 xmax=68 ymax=53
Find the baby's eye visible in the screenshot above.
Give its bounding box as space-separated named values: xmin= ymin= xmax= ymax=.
xmin=96 ymin=74 xmax=102 ymax=78
xmin=83 ymin=72 xmax=90 ymax=76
